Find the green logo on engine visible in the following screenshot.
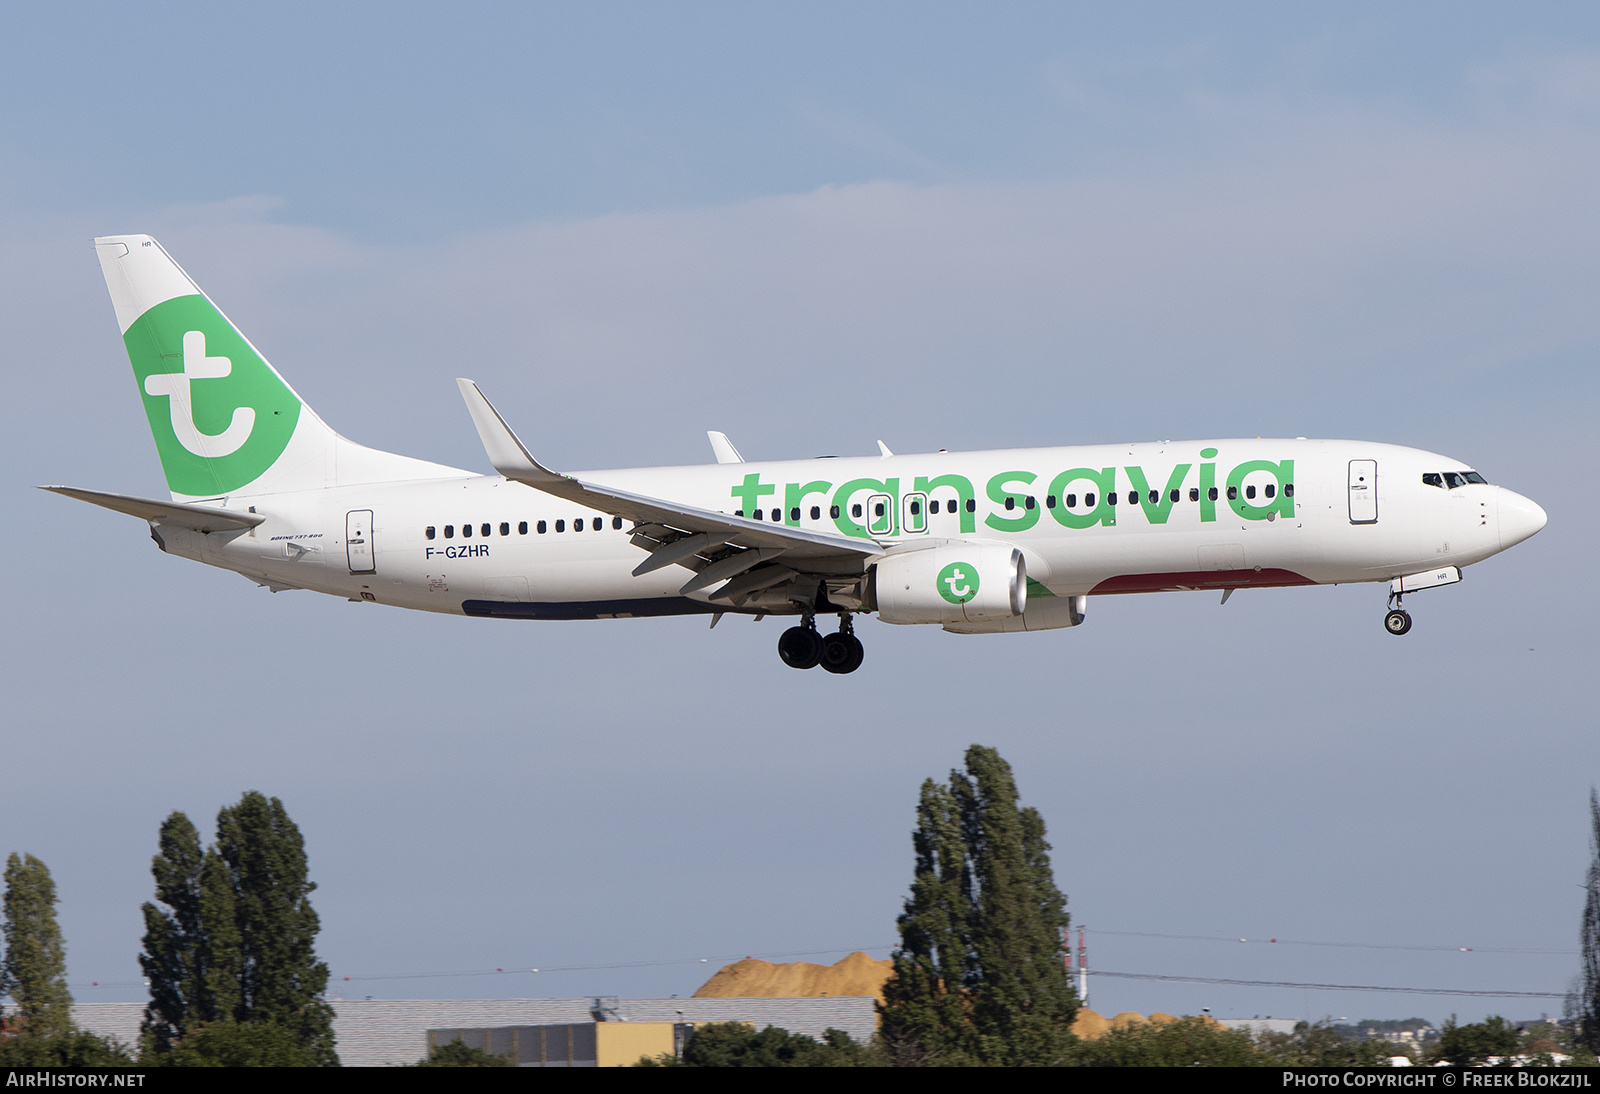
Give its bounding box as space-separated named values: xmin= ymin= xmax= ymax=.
xmin=123 ymin=294 xmax=300 ymax=496
xmin=937 ymin=562 xmax=979 ymax=605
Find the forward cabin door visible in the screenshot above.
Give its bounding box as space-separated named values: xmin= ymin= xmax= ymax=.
xmin=346 ymin=510 xmax=376 ymax=573
xmin=1348 ymin=461 xmax=1378 ymax=524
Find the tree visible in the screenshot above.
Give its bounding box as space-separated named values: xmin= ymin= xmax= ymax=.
xmin=879 ymin=745 xmax=1078 ymax=1066
xmin=637 ymin=1024 xmax=878 ymax=1067
xmin=1068 ymin=1016 xmax=1262 ymax=1067
xmin=1576 ymin=789 xmax=1600 ymax=1054
xmin=139 ymin=812 xmax=208 ymax=1053
xmin=139 ymin=792 xmax=337 ymax=1066
xmin=1426 ymin=1015 xmax=1520 ymax=1067
xmin=1 ymin=853 xmax=74 ymax=1038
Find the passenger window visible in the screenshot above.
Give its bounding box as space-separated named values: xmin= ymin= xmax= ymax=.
xmin=1024 ymin=496 xmax=1035 ymax=510
xmin=1285 ymin=483 xmax=1294 ymax=497
xmin=500 ymin=522 xmax=510 ymax=536
xmin=462 ymin=523 xmax=472 ymax=538
xmin=613 ymin=517 xmax=623 ymax=529
xmin=753 ymin=509 xmax=763 ymax=521
xmin=909 ymin=501 xmax=921 ymax=516
xmin=735 ymin=510 xmax=744 ymax=518
xmin=1264 ymin=484 xmax=1275 ymax=499
xmin=1189 ymin=488 xmax=1199 ymax=502
xmin=1169 ymin=489 xmax=1180 ymax=503
xmin=1004 ymin=497 xmax=1015 ymax=511
xmin=1045 ymin=495 xmax=1056 ymax=509
xmin=519 ymin=522 xmax=528 ymax=534
xmin=1148 ymin=491 xmax=1158 ymax=504
xmin=772 ymin=509 xmax=782 ymax=522
xmin=830 ymin=505 xmax=841 ymax=519
xmin=1245 ymin=485 xmax=1256 ymax=499
xmin=1107 ymin=492 xmax=1117 ymax=506
xmin=873 ymin=502 xmax=885 ymax=518
xmin=1066 ymin=494 xmax=1077 ymax=507
xmin=965 ymin=499 xmax=976 ymax=513
xmin=1084 ymin=493 xmax=1094 ymax=507
xmin=1227 ymin=486 xmax=1238 ymax=501
xmin=852 ymin=504 xmax=863 ymax=518
xmin=811 ymin=506 xmax=821 ymax=520
xmin=556 ymin=520 xmax=565 ymax=532
xmin=1208 ymin=487 xmax=1218 ymax=501
xmin=481 ymin=523 xmax=491 ymax=537
xmin=537 ymin=521 xmax=547 ymax=534
xmin=445 ymin=525 xmax=454 ymax=538
xmin=425 ymin=526 xmax=436 ymax=540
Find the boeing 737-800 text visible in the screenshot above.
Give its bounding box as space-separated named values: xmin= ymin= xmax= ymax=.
xmin=45 ymin=236 xmax=1548 ymax=673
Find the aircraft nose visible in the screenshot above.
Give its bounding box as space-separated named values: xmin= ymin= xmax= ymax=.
xmin=1497 ymin=487 xmax=1548 ymax=550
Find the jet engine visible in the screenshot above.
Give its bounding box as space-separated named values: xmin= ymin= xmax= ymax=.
xmin=874 ymin=544 xmax=1026 ymax=625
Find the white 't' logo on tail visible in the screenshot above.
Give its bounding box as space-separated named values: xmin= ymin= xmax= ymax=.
xmin=143 ymin=331 xmax=256 ymax=457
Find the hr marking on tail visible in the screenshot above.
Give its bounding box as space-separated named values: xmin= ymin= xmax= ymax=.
xmin=142 ymin=330 xmax=256 ymax=457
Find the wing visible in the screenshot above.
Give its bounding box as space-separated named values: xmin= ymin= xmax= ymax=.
xmin=456 ymin=380 xmax=881 ymax=607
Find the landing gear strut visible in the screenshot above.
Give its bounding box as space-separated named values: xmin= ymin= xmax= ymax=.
xmin=1384 ymin=592 xmax=1412 ymax=636
xmin=780 ymin=614 xmax=863 ymax=673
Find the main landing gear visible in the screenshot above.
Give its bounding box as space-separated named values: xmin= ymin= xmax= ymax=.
xmin=778 ymin=614 xmax=864 ymax=674
xmin=1384 ymin=592 xmax=1412 ymax=636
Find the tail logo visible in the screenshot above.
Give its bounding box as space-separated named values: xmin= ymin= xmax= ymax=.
xmin=142 ymin=331 xmax=256 ymax=457
xmin=124 ymin=294 xmax=300 ymax=496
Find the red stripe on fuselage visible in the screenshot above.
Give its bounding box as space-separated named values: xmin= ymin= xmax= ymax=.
xmin=1090 ymin=568 xmax=1317 ymax=595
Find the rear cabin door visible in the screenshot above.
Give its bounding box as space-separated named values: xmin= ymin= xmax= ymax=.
xmin=1348 ymin=461 xmax=1378 ymax=524
xmin=346 ymin=510 xmax=376 ymax=573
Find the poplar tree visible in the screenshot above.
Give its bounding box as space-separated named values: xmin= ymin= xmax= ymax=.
xmin=1576 ymin=789 xmax=1600 ymax=1054
xmin=1 ymin=853 xmax=74 ymax=1037
xmin=139 ymin=792 xmax=337 ymax=1066
xmin=879 ymin=746 xmax=1077 ymax=1066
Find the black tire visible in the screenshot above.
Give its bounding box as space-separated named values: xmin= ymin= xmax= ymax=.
xmin=820 ymin=632 xmax=854 ymax=673
xmin=778 ymin=626 xmax=823 ymax=669
xmin=1384 ymin=609 xmax=1412 ymax=636
xmin=838 ymin=633 xmax=865 ymax=674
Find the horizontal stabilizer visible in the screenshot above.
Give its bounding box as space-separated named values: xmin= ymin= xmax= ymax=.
xmin=40 ymin=486 xmax=264 ymax=533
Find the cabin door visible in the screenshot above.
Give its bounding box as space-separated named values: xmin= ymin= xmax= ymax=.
xmin=346 ymin=510 xmax=376 ymax=573
xmin=1348 ymin=461 xmax=1378 ymax=524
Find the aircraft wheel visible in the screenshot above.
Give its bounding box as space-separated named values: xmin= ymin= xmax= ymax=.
xmin=821 ymin=633 xmax=864 ymax=675
xmin=778 ymin=625 xmax=823 ymax=669
xmin=838 ymin=633 xmax=865 ymax=674
xmin=1384 ymin=609 xmax=1412 ymax=636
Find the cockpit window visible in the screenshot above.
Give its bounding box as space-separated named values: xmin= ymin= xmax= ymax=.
xmin=1426 ymin=470 xmax=1489 ymax=489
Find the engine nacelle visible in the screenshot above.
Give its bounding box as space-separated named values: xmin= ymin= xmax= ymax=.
xmin=874 ymin=545 xmax=1026 ymax=625
xmin=943 ymin=594 xmax=1087 ymax=634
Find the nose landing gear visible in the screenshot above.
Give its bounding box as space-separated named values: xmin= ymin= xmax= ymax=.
xmin=778 ymin=614 xmax=864 ymax=673
xmin=1384 ymin=592 xmax=1412 ymax=636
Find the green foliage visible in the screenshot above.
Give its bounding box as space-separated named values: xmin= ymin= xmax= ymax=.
xmin=1427 ymin=1014 xmax=1521 ymax=1066
xmin=1577 ymin=789 xmax=1600 ymax=1054
xmin=159 ymin=1021 xmax=325 ymax=1067
xmin=1254 ymin=1020 xmax=1395 ymax=1066
xmin=0 ymin=1030 xmax=134 ymax=1067
xmin=139 ymin=793 xmax=337 ymax=1066
xmin=1068 ymin=1017 xmax=1262 ymax=1067
xmin=411 ymin=1040 xmax=516 ymax=1067
xmin=641 ymin=1023 xmax=878 ymax=1067
xmin=1 ymin=853 xmax=74 ymax=1037
xmin=879 ymin=745 xmax=1078 ymax=1066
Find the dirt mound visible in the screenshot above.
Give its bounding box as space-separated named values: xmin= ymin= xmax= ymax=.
xmin=693 ymin=951 xmax=894 ymax=999
xmin=1071 ymin=1010 xmax=1199 ymax=1039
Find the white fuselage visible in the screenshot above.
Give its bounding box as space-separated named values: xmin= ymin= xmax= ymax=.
xmin=153 ymin=437 xmax=1544 ymax=623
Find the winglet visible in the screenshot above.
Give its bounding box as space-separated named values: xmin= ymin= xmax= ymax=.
xmin=456 ymin=379 xmax=565 ymax=484
xmin=877 ymin=440 xmax=894 ymax=458
xmin=707 ymin=431 xmax=744 ymax=464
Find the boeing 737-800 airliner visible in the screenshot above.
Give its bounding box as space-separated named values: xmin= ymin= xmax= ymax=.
xmin=45 ymin=236 xmax=1548 ymax=674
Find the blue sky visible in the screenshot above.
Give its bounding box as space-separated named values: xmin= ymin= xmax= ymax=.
xmin=3 ymin=3 xmax=1598 ymax=1029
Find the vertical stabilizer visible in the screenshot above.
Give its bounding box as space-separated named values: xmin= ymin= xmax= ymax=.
xmin=94 ymin=235 xmax=464 ymax=502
